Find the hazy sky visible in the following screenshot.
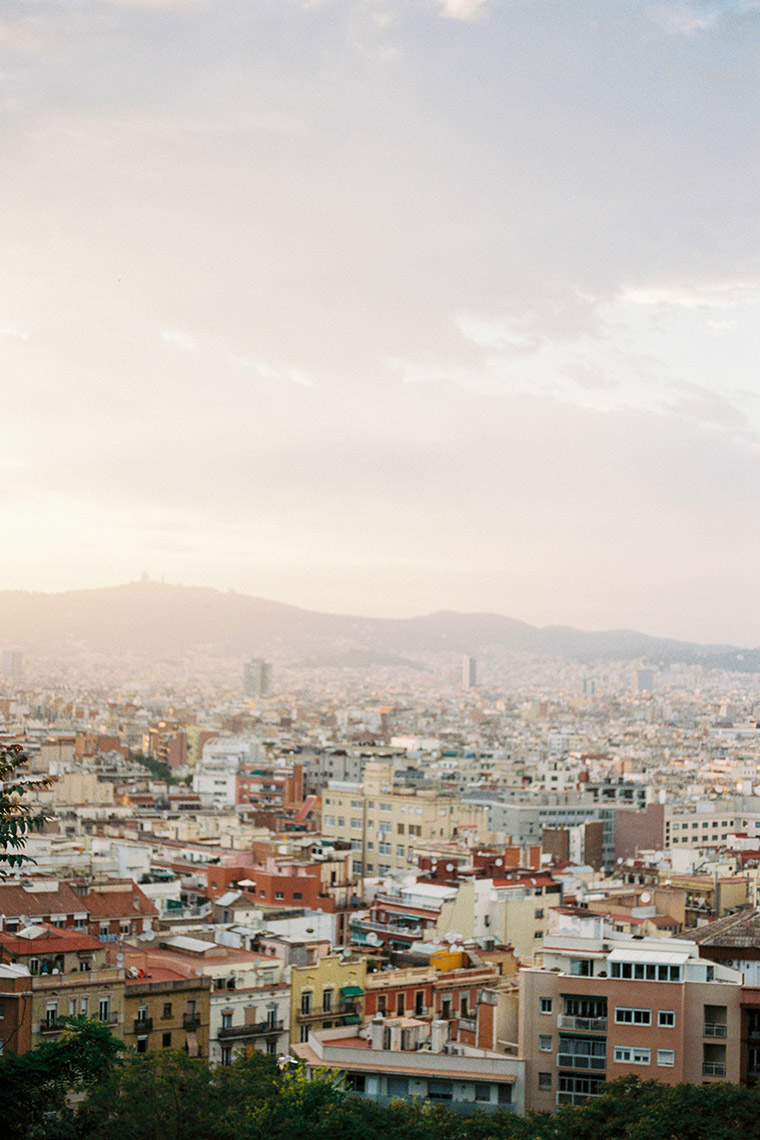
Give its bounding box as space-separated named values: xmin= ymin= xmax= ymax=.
xmin=2 ymin=0 xmax=760 ymax=643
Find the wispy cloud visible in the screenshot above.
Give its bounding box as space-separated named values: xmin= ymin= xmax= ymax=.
xmin=436 ymin=0 xmax=491 ymax=21
xmin=161 ymin=329 xmax=199 ymax=352
xmin=231 ymin=355 xmax=315 ymax=388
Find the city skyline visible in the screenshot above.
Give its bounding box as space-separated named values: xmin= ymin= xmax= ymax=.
xmin=2 ymin=1 xmax=760 ymax=644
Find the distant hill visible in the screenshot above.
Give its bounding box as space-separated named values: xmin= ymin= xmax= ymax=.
xmin=0 ymin=581 xmax=749 ymax=665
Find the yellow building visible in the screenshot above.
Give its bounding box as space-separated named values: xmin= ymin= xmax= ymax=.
xmin=321 ymin=762 xmax=490 ymax=878
xmin=290 ymin=953 xmax=367 ymax=1046
xmin=123 ymin=972 xmax=211 ymax=1057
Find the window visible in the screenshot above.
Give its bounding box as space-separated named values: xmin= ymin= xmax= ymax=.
xmin=539 ymin=1035 xmax=552 ymax=1051
xmin=45 ymin=1002 xmax=58 ymax=1027
xmin=538 ymin=1072 xmax=552 ymax=1090
xmin=540 ymin=997 xmax=553 ymax=1014
xmin=162 ymin=1032 xmax=172 ymax=1048
xmin=80 ymin=998 xmax=88 ymax=1016
xmin=614 ymin=1046 xmax=650 ymax=1065
xmin=275 ymin=892 xmax=284 ymax=900
xmin=614 ymin=1007 xmax=651 ymax=1025
xmin=136 ymin=1036 xmax=148 ymax=1054
xmin=323 ymin=990 xmax=333 ymax=1013
xmin=474 ymin=1083 xmax=491 ymax=1102
xmin=220 ymin=1046 xmax=232 ymax=1065
xmin=658 ymin=1010 xmax=675 ymax=1028
xmin=222 ymin=1013 xmax=232 ymax=1029
xmin=293 ymin=892 xmax=303 ymax=900
xmin=657 ymin=1049 xmax=675 ymax=1067
xmin=570 ymin=959 xmax=592 ymax=976
xmin=427 ymin=1079 xmax=452 ymax=1101
xmin=378 ymin=843 xmax=391 ymax=855
xmin=137 ymin=1005 xmax=148 ymax=1022
xmin=387 ymin=1077 xmax=409 ymax=1097
xmin=163 ymin=1003 xmax=172 ymax=1019
xmin=397 ymin=845 xmax=405 ymax=856
xmin=299 ymin=1024 xmax=309 ymax=1042
xmin=98 ymin=997 xmax=111 ymax=1023
xmin=351 ymin=818 xmax=362 ymax=829
xmin=300 ymin=992 xmax=312 ymax=1015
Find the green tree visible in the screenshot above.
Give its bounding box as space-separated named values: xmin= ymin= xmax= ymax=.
xmin=0 ymin=1017 xmax=123 ymax=1140
xmin=0 ymin=744 xmax=50 ymax=871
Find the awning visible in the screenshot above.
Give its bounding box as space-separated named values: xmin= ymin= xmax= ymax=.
xmin=185 ymin=1033 xmax=199 ymax=1057
xmin=340 ymin=986 xmax=364 ymax=997
xmin=342 ymin=1014 xmax=362 ymax=1024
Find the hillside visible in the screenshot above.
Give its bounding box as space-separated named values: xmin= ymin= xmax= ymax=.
xmin=0 ymin=581 xmax=749 ymax=665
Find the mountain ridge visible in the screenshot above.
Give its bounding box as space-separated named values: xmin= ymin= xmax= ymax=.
xmin=0 ymin=581 xmax=754 ymax=667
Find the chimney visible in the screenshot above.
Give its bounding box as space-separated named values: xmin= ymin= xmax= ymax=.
xmin=388 ymin=1020 xmax=402 ymax=1051
xmin=430 ymin=1019 xmax=449 ymax=1053
xmin=370 ymin=1013 xmax=385 ymax=1050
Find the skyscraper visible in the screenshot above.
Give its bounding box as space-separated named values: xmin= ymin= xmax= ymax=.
xmin=243 ymin=658 xmax=272 ymax=698
xmin=462 ymin=654 xmax=477 ymax=689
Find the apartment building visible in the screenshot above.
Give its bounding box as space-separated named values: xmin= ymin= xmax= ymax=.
xmin=292 ymin=1016 xmax=525 ymax=1115
xmin=518 ymin=909 xmax=743 ymax=1112
xmin=289 ymin=953 xmax=367 ymax=1045
xmin=0 ymin=925 xmax=125 ymax=1051
xmin=322 ymin=762 xmax=490 ymax=878
xmin=122 ymin=968 xmax=212 ymax=1057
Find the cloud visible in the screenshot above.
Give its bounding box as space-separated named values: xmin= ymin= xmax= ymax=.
xmin=648 ymin=3 xmax=720 ymax=35
xmin=436 ymin=0 xmax=491 ymax=20
xmin=161 ymin=329 xmax=199 ymax=352
xmin=230 ymin=355 xmax=316 ymax=388
xmin=619 ymin=281 xmax=760 ymax=309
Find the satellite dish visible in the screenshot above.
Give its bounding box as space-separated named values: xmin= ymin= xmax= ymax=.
xmin=495 ymin=858 xmax=503 ymax=867
xmin=640 ymin=891 xmax=651 ymax=904
xmin=366 ymin=931 xmax=380 ymax=946
xmin=446 ymin=863 xmax=454 ymax=872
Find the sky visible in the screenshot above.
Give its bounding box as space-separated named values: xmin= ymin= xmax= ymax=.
xmin=2 ymin=0 xmax=760 ymax=644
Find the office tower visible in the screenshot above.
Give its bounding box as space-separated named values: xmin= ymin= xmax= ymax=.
xmin=462 ymin=654 xmax=477 ymax=689
xmin=243 ymin=658 xmax=272 ymax=698
xmin=1 ymin=651 xmax=22 ymax=678
xmin=633 ymin=668 xmax=654 ymax=695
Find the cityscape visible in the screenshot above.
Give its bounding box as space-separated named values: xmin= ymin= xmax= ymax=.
xmin=3 ymin=591 xmax=760 ymax=1122
xmin=3 ymin=0 xmax=760 ymax=1134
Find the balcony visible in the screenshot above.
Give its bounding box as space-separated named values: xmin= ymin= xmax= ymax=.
xmin=217 ymin=1019 xmax=283 ymax=1041
xmin=703 ymin=1023 xmax=727 ymax=1038
xmin=557 ymin=1091 xmax=601 ymax=1106
xmin=183 ymin=1013 xmax=201 ymax=1030
xmin=458 ymin=1016 xmax=477 ymax=1033
xmin=702 ymin=1062 xmax=727 ymax=1076
xmin=557 ymin=1054 xmax=606 ymax=1071
xmin=134 ymin=1018 xmax=153 ymax=1034
xmin=557 ymin=1015 xmax=607 ymax=1033
xmin=39 ymin=1020 xmax=63 ymax=1035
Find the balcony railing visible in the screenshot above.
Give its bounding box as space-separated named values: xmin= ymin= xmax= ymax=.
xmin=134 ymin=1018 xmax=153 ymax=1034
xmin=557 ymin=1054 xmax=606 ymax=1071
xmin=557 ymin=1015 xmax=607 ymax=1033
xmin=702 ymin=1062 xmax=727 ymax=1076
xmin=217 ymin=1019 xmax=283 ymax=1041
xmin=703 ymin=1023 xmax=727 ymax=1038
xmin=557 ymin=1091 xmax=601 ymax=1106
xmin=39 ymin=1020 xmax=63 ymax=1035
xmin=183 ymin=1013 xmax=201 ymax=1030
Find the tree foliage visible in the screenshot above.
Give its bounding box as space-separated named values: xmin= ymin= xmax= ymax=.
xmin=5 ymin=1031 xmax=760 ymax=1140
xmin=0 ymin=744 xmax=50 ymax=870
